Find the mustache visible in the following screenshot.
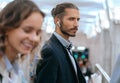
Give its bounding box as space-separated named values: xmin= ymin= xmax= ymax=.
xmin=71 ymin=27 xmax=78 ymax=30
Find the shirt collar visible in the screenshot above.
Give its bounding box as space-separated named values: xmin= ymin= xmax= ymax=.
xmin=3 ymin=54 xmax=19 ymax=74
xmin=53 ymin=32 xmax=72 ymax=49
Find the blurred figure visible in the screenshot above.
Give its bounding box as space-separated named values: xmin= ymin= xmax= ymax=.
xmin=110 ymin=55 xmax=120 ymax=83
xmin=81 ymin=59 xmax=93 ymax=83
xmin=0 ymin=0 xmax=45 ymax=83
xmin=35 ymin=2 xmax=86 ymax=83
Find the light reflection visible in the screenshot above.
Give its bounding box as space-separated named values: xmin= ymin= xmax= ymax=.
xmin=0 ymin=2 xmax=9 ymax=11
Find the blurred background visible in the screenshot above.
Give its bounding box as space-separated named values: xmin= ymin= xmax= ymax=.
xmin=1 ymin=0 xmax=120 ymax=82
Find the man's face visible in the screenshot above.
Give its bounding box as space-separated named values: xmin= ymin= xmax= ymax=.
xmin=59 ymin=8 xmax=80 ymax=38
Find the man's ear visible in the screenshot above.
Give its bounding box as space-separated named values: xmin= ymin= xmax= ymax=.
xmin=54 ymin=17 xmax=61 ymax=27
xmin=56 ymin=21 xmax=60 ymax=27
xmin=54 ymin=16 xmax=60 ymax=24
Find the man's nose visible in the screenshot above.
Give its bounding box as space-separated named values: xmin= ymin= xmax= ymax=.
xmin=74 ymin=20 xmax=79 ymax=27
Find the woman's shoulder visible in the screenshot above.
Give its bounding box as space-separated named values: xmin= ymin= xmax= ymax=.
xmin=0 ymin=60 xmax=6 ymax=82
xmin=0 ymin=52 xmax=2 ymax=60
xmin=0 ymin=55 xmax=6 ymax=74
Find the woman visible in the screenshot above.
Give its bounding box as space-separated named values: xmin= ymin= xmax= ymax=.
xmin=0 ymin=0 xmax=45 ymax=83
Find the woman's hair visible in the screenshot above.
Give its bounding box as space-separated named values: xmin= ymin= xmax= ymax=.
xmin=51 ymin=2 xmax=79 ymax=18
xmin=0 ymin=0 xmax=45 ymax=50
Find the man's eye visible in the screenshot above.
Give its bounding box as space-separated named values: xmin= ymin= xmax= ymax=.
xmin=77 ymin=18 xmax=80 ymax=21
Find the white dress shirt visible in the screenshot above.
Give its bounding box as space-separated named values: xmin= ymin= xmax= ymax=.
xmin=0 ymin=54 xmax=28 ymax=83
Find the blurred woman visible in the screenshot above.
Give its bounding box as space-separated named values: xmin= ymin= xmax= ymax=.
xmin=0 ymin=0 xmax=45 ymax=83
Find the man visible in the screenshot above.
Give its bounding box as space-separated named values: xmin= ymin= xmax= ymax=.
xmin=35 ymin=2 xmax=86 ymax=83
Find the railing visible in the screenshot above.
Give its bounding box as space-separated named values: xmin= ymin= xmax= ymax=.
xmin=95 ymin=63 xmax=110 ymax=83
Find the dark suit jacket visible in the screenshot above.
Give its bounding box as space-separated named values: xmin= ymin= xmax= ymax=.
xmin=35 ymin=34 xmax=86 ymax=83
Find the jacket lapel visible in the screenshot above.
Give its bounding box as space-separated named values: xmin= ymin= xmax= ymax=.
xmin=50 ymin=35 xmax=80 ymax=82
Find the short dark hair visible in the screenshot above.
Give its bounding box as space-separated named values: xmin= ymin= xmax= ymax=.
xmin=51 ymin=2 xmax=79 ymax=18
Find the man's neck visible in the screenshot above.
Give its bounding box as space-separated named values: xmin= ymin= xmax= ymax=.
xmin=55 ymin=31 xmax=69 ymax=40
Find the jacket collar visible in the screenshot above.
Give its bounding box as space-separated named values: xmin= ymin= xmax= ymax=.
xmin=53 ymin=32 xmax=73 ymax=50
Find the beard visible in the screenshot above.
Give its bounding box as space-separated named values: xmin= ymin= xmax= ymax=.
xmin=59 ymin=22 xmax=76 ymax=37
xmin=61 ymin=28 xmax=76 ymax=37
